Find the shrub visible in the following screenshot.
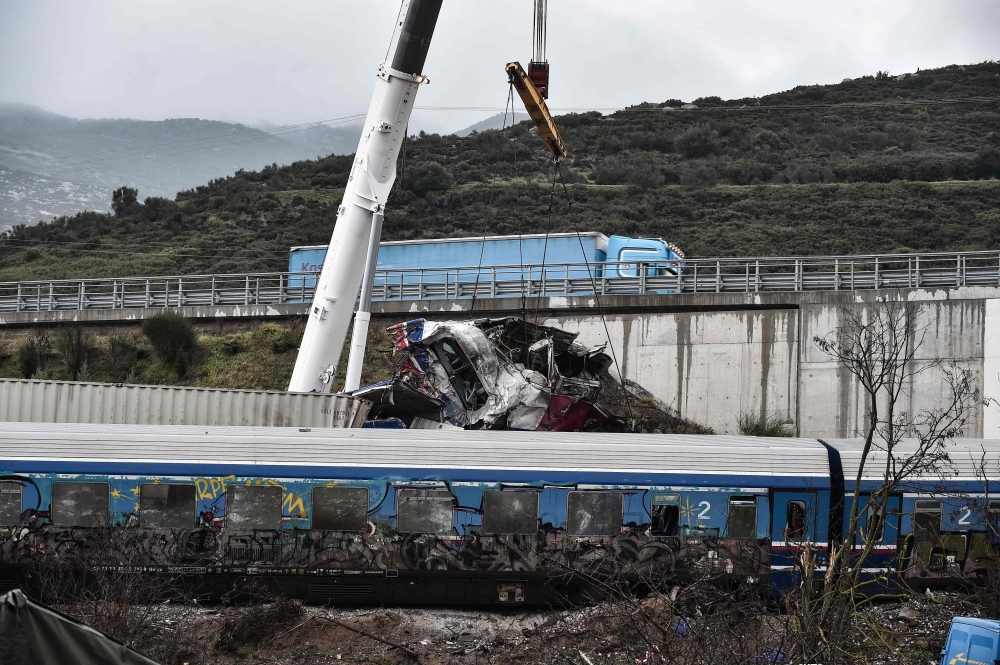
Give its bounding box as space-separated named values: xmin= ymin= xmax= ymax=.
xmin=215 ymin=595 xmax=302 ymax=656
xmin=752 ymin=129 xmax=785 ymax=151
xmin=17 ymin=332 xmax=51 ymax=379
xmin=557 ymin=167 xmax=589 ymax=184
xmin=111 ymin=186 xmax=139 ymax=217
xmin=679 ymin=165 xmax=720 ymax=189
xmin=886 ymin=122 xmax=919 ymax=151
xmin=407 ymin=161 xmax=454 ymax=197
xmin=54 ymin=327 xmax=94 ymax=381
xmin=628 ymin=167 xmax=665 ymax=191
xmin=785 ymin=163 xmax=831 ymax=184
xmin=692 ymin=95 xmax=723 ymax=106
xmin=675 ymin=123 xmax=720 ymax=158
xmin=594 ymin=156 xmax=634 ymax=185
xmin=868 ymin=131 xmax=895 ymax=151
xmin=738 ymin=410 xmax=793 ymax=437
xmin=802 ymin=86 xmax=829 ymax=101
xmin=141 ymin=313 xmax=198 ymax=377
xmin=974 ymin=149 xmax=1000 ymax=179
xmin=106 ymin=332 xmax=140 ymax=383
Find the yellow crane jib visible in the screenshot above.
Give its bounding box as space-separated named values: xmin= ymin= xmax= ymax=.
xmin=505 ymin=61 xmax=567 ymax=160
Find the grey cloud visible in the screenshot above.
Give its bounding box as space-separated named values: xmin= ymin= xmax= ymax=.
xmin=0 ymin=0 xmax=996 ymax=133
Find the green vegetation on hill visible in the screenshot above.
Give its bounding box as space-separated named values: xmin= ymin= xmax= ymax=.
xmin=2 ymin=61 xmax=999 ymax=280
xmin=0 ymin=321 xmax=397 ymax=392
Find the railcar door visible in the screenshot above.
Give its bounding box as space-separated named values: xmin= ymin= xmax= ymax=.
xmin=770 ymin=491 xmax=820 ymax=594
xmin=853 ymin=493 xmax=902 ymax=591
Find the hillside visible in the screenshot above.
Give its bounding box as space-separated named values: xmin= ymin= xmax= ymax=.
xmin=0 ymin=103 xmax=359 ymax=226
xmin=1 ymin=61 xmax=999 ymax=281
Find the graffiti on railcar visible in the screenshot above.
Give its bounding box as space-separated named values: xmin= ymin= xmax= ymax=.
xmin=0 ymin=473 xmax=776 ymax=582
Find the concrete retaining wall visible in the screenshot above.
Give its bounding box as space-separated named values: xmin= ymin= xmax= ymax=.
xmin=535 ymin=288 xmax=996 ymax=437
xmin=3 ymin=287 xmax=998 ymax=438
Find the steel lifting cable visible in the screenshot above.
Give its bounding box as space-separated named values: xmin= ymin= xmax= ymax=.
xmin=531 ymin=159 xmax=559 ymax=326
xmin=469 ymin=84 xmax=516 ymax=314
xmin=555 ymin=161 xmax=635 ymax=422
xmin=532 ymin=0 xmax=547 ymax=63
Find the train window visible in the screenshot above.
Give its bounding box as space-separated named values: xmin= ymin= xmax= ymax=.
xmin=51 ymin=482 xmax=110 ymax=527
xmin=0 ymin=483 xmax=21 ymax=527
xmin=567 ymin=491 xmax=623 ymax=537
xmin=864 ymin=501 xmax=885 ymax=543
xmin=312 ymin=487 xmax=369 ymax=531
xmin=482 ymin=490 xmax=539 ymax=535
xmin=140 ymin=484 xmax=196 ymax=528
xmin=785 ymin=500 xmax=807 ymax=540
xmin=397 ymin=489 xmax=455 ymax=534
xmin=650 ymin=493 xmax=680 ymax=537
xmin=913 ymin=500 xmax=942 ymax=541
xmin=226 ymin=485 xmax=282 ymax=530
xmin=727 ymin=496 xmax=757 ymax=540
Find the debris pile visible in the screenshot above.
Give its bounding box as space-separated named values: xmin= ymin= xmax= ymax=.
xmin=369 ymin=316 xmax=623 ymax=431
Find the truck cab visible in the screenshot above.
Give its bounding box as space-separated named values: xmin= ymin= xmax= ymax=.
xmin=604 ymin=235 xmax=684 ymax=279
xmin=941 ymin=617 xmax=1000 ymax=665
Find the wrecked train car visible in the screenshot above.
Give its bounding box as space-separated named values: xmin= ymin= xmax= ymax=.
xmin=0 ymin=422 xmax=825 ymax=606
xmin=381 ymin=317 xmax=624 ymax=432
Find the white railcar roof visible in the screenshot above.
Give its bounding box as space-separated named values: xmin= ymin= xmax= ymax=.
xmin=0 ymin=422 xmax=830 ymax=479
xmin=823 ymin=438 xmax=1000 ymax=481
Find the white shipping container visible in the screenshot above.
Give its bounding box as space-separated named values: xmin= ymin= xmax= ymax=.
xmin=0 ymin=379 xmax=370 ymax=429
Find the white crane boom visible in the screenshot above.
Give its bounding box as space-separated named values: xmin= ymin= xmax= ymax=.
xmin=288 ymin=0 xmax=444 ymax=394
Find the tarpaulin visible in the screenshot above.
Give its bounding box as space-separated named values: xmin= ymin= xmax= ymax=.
xmin=0 ymin=589 xmax=161 ymax=665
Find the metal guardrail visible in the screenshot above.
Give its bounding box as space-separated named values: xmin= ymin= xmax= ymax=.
xmin=1 ymin=251 xmax=999 ymax=314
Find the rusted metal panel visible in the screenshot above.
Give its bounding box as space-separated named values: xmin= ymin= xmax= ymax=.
xmin=0 ymin=379 xmax=370 ymax=428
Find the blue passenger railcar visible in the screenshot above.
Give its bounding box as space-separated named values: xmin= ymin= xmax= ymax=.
xmin=0 ymin=424 xmax=830 ymax=606
xmin=824 ymin=438 xmax=1000 ymax=590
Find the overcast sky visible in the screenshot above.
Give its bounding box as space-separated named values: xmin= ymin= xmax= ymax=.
xmin=1 ymin=0 xmax=998 ymax=134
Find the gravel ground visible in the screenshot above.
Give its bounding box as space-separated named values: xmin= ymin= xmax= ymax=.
xmin=125 ymin=590 xmax=999 ymax=665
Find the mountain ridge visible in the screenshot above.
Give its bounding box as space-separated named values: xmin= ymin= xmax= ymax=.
xmin=1 ymin=59 xmax=998 ymax=281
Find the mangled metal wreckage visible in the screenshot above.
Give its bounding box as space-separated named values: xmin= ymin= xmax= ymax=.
xmin=354 ymin=317 xmax=625 ymax=432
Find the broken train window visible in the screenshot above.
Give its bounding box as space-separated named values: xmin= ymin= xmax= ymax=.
xmin=785 ymin=500 xmax=807 ymax=540
xmin=482 ymin=490 xmax=539 ymax=535
xmin=312 ymin=486 xmax=369 ymax=531
xmin=227 ymin=485 xmax=283 ymax=530
xmin=0 ymin=482 xmax=21 ymax=527
xmin=567 ymin=491 xmax=623 ymax=536
xmin=397 ymin=488 xmax=455 ymax=534
xmin=140 ymin=483 xmax=196 ymax=528
xmin=432 ymin=339 xmax=488 ymax=411
xmin=51 ymin=482 xmax=110 ymax=527
xmin=727 ymin=496 xmax=758 ymax=539
xmin=913 ymin=499 xmax=942 ymax=541
xmin=650 ymin=493 xmax=680 ymax=537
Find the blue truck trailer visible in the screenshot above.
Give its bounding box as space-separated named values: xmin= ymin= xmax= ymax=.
xmin=288 ymin=232 xmax=683 ymax=298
